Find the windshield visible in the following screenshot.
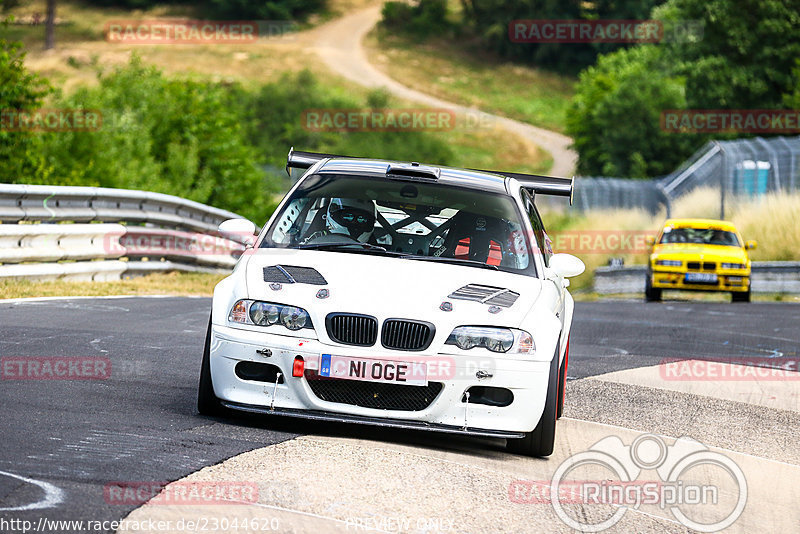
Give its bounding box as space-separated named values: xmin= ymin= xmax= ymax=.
xmin=660 ymin=227 xmax=741 ymax=247
xmin=261 ymin=173 xmax=536 ymax=275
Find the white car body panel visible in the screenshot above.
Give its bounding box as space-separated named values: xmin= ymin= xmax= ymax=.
xmin=207 ymin=160 xmax=578 ymax=438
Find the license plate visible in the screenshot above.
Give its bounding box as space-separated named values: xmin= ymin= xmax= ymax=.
xmin=685 ymin=272 xmax=718 ymax=283
xmin=318 ymin=354 xmax=427 ymax=386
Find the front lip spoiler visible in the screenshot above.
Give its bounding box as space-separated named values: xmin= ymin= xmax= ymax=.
xmin=220 ymin=401 xmax=525 ymax=439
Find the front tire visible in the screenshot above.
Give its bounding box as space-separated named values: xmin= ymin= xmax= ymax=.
xmin=197 ymin=316 xmax=223 ymax=416
xmin=507 ymin=344 xmax=560 ymax=457
xmin=732 ymin=289 xmax=751 ymax=302
xmin=645 ymin=274 xmax=662 ymax=302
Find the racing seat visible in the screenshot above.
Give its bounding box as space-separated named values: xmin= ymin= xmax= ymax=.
xmin=440 ymin=211 xmax=508 ymax=266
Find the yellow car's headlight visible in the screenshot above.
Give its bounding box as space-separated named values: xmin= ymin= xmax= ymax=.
xmin=721 ymin=262 xmax=746 ymax=269
xmin=656 ymin=259 xmax=682 ymax=267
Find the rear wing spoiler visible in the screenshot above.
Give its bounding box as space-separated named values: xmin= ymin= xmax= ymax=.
xmin=286 ymin=147 xmax=574 ymax=204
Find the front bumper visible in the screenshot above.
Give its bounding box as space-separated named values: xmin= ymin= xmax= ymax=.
xmin=210 ymin=324 xmax=551 ymax=434
xmin=651 ymin=269 xmax=750 ymax=292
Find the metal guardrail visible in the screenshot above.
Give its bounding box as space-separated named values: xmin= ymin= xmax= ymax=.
xmin=594 ymin=263 xmax=800 ymax=295
xmin=0 ymin=184 xmax=253 ymax=281
xmin=571 ymin=135 xmax=800 ymax=214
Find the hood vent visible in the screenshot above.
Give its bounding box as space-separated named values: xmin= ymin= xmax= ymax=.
xmin=263 ymin=265 xmax=327 ymax=285
xmin=448 ymin=284 xmax=519 ymax=308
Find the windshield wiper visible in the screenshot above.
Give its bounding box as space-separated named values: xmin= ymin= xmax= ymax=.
xmin=400 ymin=255 xmax=499 ymax=270
xmin=297 ymin=243 xmax=401 ymax=254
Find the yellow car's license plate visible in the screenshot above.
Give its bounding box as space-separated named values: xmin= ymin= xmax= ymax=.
xmin=685 ymin=272 xmax=718 ymax=283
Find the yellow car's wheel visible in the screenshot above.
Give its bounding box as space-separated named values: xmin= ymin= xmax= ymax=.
xmin=732 ymin=289 xmax=751 ymax=302
xmin=645 ymin=273 xmax=662 ymax=302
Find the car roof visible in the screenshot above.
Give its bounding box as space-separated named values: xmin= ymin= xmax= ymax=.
xmin=663 ymin=218 xmax=738 ymax=231
xmin=315 ymin=158 xmax=510 ymax=194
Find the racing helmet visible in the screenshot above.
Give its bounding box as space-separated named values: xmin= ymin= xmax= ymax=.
xmin=325 ymin=198 xmax=376 ymax=242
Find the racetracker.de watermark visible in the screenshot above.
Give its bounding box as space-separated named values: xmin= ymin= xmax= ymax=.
xmin=661 ymin=109 xmax=800 ymax=134
xmin=0 ymin=109 xmax=102 ymax=132
xmin=1 ymin=357 xmax=110 ymax=380
xmin=549 ymin=230 xmax=655 ymax=255
xmin=104 ymin=20 xmax=295 ymax=43
xmin=511 ymin=433 xmax=747 ymax=532
xmin=509 ymin=19 xmax=703 ymax=44
xmin=509 ymin=19 xmax=663 ymax=43
xmin=301 ymin=108 xmax=493 ymax=132
xmin=102 ymin=229 xmax=246 ymax=258
xmin=104 ymin=481 xmax=259 ymax=505
xmin=659 ymin=357 xmax=800 ymax=381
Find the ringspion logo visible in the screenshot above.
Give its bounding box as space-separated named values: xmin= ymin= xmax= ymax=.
xmin=512 ymin=434 xmax=747 ymax=532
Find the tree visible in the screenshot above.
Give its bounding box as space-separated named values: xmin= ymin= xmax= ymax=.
xmin=45 ymin=0 xmax=56 ymax=50
xmin=566 ymin=45 xmax=699 ymax=177
xmin=566 ymin=0 xmax=800 ymax=177
xmin=41 ymin=56 xmax=273 ymax=222
xmin=0 ymin=19 xmax=53 ymax=183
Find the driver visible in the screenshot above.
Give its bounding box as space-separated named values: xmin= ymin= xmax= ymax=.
xmin=323 ymin=197 xmax=376 ymax=242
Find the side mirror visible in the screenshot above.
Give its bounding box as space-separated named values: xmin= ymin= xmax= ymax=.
xmin=549 ymin=253 xmax=585 ymax=278
xmin=219 ymin=218 xmax=257 ymax=247
xmin=645 ymin=236 xmax=656 ymax=247
xmin=745 ymin=240 xmax=757 ymax=250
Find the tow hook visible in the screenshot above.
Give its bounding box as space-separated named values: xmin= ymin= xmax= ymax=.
xmin=462 ymin=391 xmax=470 ymax=430
xmin=475 ymin=370 xmax=493 ymax=380
xmin=256 ymin=348 xmax=272 ymax=357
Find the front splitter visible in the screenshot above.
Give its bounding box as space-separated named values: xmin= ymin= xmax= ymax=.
xmin=220 ymin=401 xmax=525 ymax=439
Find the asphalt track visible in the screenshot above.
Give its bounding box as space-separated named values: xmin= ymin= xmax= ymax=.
xmin=1 ymin=297 xmax=799 ymax=532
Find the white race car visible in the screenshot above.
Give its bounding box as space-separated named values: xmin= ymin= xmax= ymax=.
xmin=198 ymin=150 xmax=584 ymax=456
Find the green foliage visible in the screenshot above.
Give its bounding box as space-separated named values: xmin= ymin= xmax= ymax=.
xmin=567 ymin=0 xmax=800 ymax=177
xmin=382 ymin=0 xmax=665 ymax=73
xmin=204 ymin=0 xmax=326 ymax=21
xmin=3 ymin=48 xmax=454 ymax=223
xmin=0 ymin=0 xmax=21 ymax=12
xmin=36 ymin=56 xmax=272 ymax=223
xmin=0 ymin=17 xmax=53 ymax=184
xmin=658 ymin=0 xmax=800 ymax=109
xmin=244 ymin=70 xmax=455 ymax=169
xmin=81 ymin=0 xmax=327 ymax=20
xmin=380 ymin=0 xmax=452 ymax=38
xmin=782 ymin=64 xmax=800 ymax=109
xmin=567 ymin=46 xmax=700 ymax=177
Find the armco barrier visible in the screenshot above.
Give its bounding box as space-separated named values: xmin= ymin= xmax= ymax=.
xmin=595 ymin=263 xmax=800 ymax=294
xmin=0 ymin=184 xmax=254 ymax=281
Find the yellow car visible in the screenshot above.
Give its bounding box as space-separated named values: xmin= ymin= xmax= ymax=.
xmin=646 ymin=218 xmax=756 ymax=302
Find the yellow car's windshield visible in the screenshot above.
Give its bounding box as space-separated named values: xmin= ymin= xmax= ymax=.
xmin=660 ymin=227 xmax=741 ymax=247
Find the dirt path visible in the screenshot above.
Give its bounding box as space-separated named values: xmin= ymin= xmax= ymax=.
xmin=311 ymin=5 xmax=577 ymax=176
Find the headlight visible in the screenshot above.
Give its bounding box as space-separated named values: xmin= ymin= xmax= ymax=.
xmin=721 ymin=262 xmax=745 ymax=269
xmin=249 ymin=302 xmax=281 ymax=326
xmin=445 ymin=327 xmax=534 ymax=354
xmin=655 ymin=259 xmax=682 ymax=267
xmin=280 ymin=306 xmax=310 ymax=331
xmin=229 ymin=300 xmax=313 ymax=331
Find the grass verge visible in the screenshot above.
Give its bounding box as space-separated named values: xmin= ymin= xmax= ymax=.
xmin=0 ymin=272 xmax=225 ymax=299
xmin=364 ymin=31 xmax=575 ymax=133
